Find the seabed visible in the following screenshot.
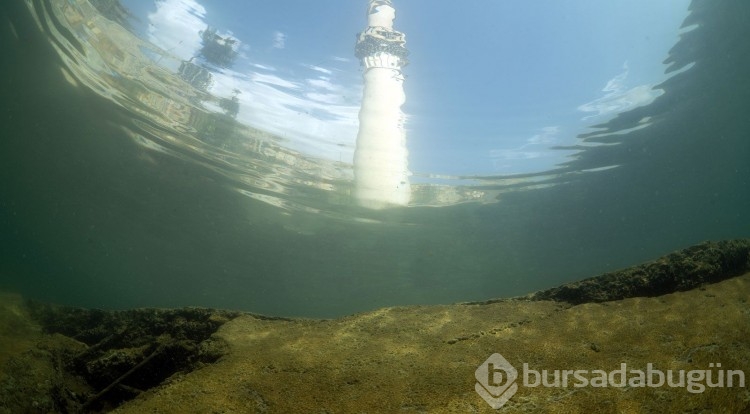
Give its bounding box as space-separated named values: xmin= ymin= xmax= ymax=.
xmin=1 ymin=240 xmax=749 ymax=413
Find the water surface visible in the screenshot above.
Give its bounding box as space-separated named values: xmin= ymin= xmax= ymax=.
xmin=0 ymin=0 xmax=748 ymax=317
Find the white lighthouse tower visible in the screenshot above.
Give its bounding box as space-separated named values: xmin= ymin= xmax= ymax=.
xmin=353 ymin=0 xmax=411 ymax=209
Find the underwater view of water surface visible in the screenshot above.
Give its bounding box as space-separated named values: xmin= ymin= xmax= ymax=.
xmin=0 ymin=0 xmax=748 ymax=318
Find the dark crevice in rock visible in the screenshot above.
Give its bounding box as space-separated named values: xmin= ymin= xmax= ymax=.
xmin=20 ymin=305 xmax=243 ymax=413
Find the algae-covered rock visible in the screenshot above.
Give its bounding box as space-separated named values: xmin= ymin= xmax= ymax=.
xmin=1 ymin=303 xmax=242 ymax=413
xmin=530 ymin=239 xmax=750 ymax=304
xmin=108 ymin=273 xmax=750 ymax=413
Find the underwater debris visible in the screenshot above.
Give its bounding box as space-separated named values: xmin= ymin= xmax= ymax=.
xmin=529 ymin=239 xmax=750 ymax=304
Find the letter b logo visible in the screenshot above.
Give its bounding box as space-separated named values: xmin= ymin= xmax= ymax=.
xmin=475 ymin=353 xmax=518 ymax=409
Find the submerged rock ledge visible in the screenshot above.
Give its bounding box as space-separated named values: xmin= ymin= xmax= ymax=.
xmin=527 ymin=239 xmax=750 ymax=304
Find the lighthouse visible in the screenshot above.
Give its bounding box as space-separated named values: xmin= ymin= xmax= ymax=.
xmin=353 ymin=0 xmax=411 ymax=209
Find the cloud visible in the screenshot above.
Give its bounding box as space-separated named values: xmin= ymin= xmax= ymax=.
xmin=307 ymin=65 xmax=333 ymax=75
xmin=305 ymin=80 xmax=347 ymax=104
xmin=251 ymin=63 xmax=275 ymax=71
xmin=489 ymin=126 xmax=561 ymax=169
xmin=306 ymin=78 xmax=338 ymax=91
xmin=147 ymin=0 xmax=361 ymax=161
xmin=527 ymin=126 xmax=559 ymax=145
xmin=208 ymin=65 xmax=361 ymax=160
xmin=147 ymin=0 xmax=206 ymax=63
xmin=147 ymin=0 xmax=242 ymax=70
xmin=272 ymin=31 xmax=286 ymax=49
xmin=578 ymin=62 xmax=663 ymax=119
xmin=253 ymin=72 xmax=300 ymax=90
